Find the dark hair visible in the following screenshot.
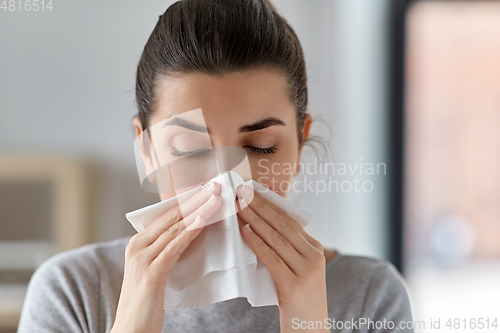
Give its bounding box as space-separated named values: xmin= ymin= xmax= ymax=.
xmin=135 ymin=0 xmax=308 ymax=145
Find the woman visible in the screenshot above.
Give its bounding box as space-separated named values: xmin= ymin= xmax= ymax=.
xmin=18 ymin=0 xmax=414 ymax=332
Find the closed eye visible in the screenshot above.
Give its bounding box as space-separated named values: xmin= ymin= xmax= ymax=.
xmin=172 ymin=145 xmax=279 ymax=158
xmin=244 ymin=145 xmax=278 ymax=155
xmin=171 ymin=147 xmax=210 ymax=159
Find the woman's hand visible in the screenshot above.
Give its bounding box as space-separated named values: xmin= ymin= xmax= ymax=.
xmin=236 ymin=184 xmax=329 ymax=333
xmin=111 ymin=182 xmax=222 ymax=333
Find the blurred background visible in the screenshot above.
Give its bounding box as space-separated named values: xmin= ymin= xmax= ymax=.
xmin=0 ymin=0 xmax=499 ymax=332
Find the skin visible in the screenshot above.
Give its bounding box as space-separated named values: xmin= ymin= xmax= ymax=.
xmin=112 ymin=69 xmax=336 ymax=333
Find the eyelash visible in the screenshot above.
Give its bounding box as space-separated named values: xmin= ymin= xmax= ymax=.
xmin=244 ymin=145 xmax=279 ymax=155
xmin=171 ymin=147 xmax=209 ymax=159
xmin=171 ymin=145 xmax=279 ymax=158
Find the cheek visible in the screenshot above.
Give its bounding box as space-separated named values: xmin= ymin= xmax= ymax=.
xmin=248 ymin=136 xmax=300 ymax=196
xmin=249 ymin=153 xmax=298 ymax=197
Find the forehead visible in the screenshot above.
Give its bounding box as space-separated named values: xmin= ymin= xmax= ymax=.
xmin=150 ymin=69 xmax=295 ymax=125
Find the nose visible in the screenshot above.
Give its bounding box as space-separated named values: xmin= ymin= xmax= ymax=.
xmin=214 ymin=146 xmax=246 ymax=172
xmin=214 ymin=146 xmax=252 ymax=181
xmin=207 ymin=131 xmax=246 ymax=172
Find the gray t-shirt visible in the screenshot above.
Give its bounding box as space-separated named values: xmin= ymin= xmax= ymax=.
xmin=17 ymin=236 xmax=414 ymax=333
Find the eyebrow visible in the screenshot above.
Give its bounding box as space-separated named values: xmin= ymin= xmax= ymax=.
xmin=163 ymin=117 xmax=208 ymax=133
xmin=162 ymin=116 xmax=286 ymax=133
xmin=239 ymin=117 xmax=286 ymax=132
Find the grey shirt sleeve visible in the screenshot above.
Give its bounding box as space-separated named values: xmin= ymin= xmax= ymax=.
xmin=325 ymin=255 xmax=414 ymax=333
xmin=359 ymin=261 xmax=414 ymax=333
xmin=17 ymin=247 xmax=101 ymax=333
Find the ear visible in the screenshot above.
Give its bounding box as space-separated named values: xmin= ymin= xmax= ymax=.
xmin=295 ymin=113 xmax=313 ymax=176
xmin=133 ymin=117 xmax=157 ymax=184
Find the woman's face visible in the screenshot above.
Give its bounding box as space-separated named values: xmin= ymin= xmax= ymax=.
xmin=133 ymin=69 xmax=312 ymax=201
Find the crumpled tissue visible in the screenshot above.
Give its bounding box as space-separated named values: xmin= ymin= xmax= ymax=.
xmin=125 ymin=171 xmax=312 ymax=310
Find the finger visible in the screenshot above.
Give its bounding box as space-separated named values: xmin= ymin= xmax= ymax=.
xmin=237 ymin=185 xmax=309 ymax=239
xmin=146 ymin=194 xmax=222 ymax=261
xmin=239 ymin=222 xmax=296 ymax=286
xmin=149 ymin=207 xmax=218 ymax=274
xmin=183 ymin=194 xmax=223 ymax=230
xmin=237 ymin=185 xmax=320 ymax=256
xmin=149 ymin=221 xmax=206 ymax=277
xmin=139 ymin=181 xmax=221 ymax=247
xmin=236 ymin=198 xmax=305 ymax=274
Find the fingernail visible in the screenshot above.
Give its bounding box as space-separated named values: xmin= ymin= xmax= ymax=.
xmin=238 ymin=198 xmax=248 ymax=211
xmin=244 ymin=224 xmax=253 ymax=233
xmin=237 ymin=185 xmax=251 ymax=199
xmin=242 ymin=185 xmax=253 ymax=196
xmin=190 ymin=215 xmax=204 ymax=230
xmin=207 ymin=194 xmax=216 ymax=205
xmin=238 ymin=185 xmax=254 ymax=208
xmin=203 ymin=182 xmax=215 ymax=192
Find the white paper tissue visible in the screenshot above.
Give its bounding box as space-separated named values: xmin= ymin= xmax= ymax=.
xmin=125 ymin=171 xmax=312 ymax=310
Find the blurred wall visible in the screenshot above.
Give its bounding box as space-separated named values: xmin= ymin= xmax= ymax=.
xmin=0 ymin=0 xmax=391 ymax=259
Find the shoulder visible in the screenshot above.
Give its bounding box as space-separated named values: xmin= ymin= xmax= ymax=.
xmin=325 ymin=251 xmax=414 ymax=329
xmin=24 ymin=236 xmax=131 ymax=303
xmin=326 ymin=251 xmax=411 ymax=301
xmin=18 ymin=236 xmax=132 ymax=332
xmin=326 ymin=251 xmax=407 ymax=288
xmin=33 ymin=236 xmax=131 ymax=284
